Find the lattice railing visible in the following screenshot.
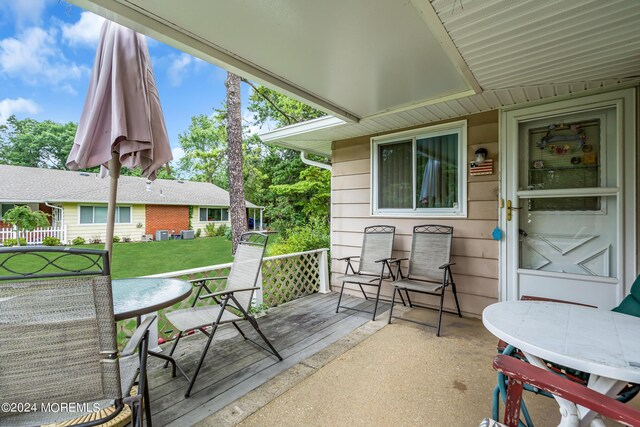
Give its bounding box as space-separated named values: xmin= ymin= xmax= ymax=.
xmin=261 ymin=249 xmax=324 ymax=307
xmin=115 ymin=248 xmax=330 ymax=348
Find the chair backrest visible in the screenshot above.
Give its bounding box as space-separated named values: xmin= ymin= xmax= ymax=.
xmin=408 ymin=225 xmax=453 ymax=280
xmin=0 ymin=247 xmax=120 ymax=417
xmin=226 ymin=232 xmax=268 ymax=312
xmin=358 ymin=225 xmax=395 ymax=275
xmin=613 ymin=275 xmax=640 ymax=318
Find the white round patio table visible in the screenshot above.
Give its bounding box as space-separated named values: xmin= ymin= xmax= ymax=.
xmin=483 ymin=301 xmax=640 ymax=427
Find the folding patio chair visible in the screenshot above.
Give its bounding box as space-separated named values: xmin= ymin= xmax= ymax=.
xmin=335 ymin=225 xmax=396 ymax=320
xmin=482 ymin=355 xmax=640 ymax=427
xmin=0 ymin=247 xmax=154 ymax=427
xmin=165 ymin=232 xmax=282 ymax=397
xmin=388 ymin=224 xmax=462 ymax=336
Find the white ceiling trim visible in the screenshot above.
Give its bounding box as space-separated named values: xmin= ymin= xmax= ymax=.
xmin=409 ymin=0 xmax=482 ymax=93
xmin=69 ymin=0 xmax=361 ymax=123
xmin=262 ymin=80 xmax=640 ymax=157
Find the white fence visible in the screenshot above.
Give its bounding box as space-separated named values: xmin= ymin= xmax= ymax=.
xmin=0 ymin=226 xmax=67 ymax=246
xmin=127 ymin=248 xmax=330 ymax=349
xmin=146 ymin=248 xmax=330 ymax=306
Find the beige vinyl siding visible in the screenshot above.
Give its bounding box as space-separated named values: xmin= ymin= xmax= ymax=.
xmin=331 ymin=110 xmax=499 ymax=318
xmin=191 ymin=206 xmax=231 ymax=235
xmin=64 ymin=203 xmax=146 ymax=243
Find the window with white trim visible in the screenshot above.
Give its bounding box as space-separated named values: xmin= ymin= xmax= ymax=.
xmin=372 ymin=121 xmax=467 ymax=217
xmin=199 ymin=207 xmax=229 ymax=222
xmin=79 ymin=206 xmax=131 ymax=224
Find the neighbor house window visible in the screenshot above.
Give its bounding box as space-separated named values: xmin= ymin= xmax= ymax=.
xmin=199 ymin=207 xmax=229 ymax=222
xmin=372 ymin=121 xmax=466 ymax=217
xmin=2 ymin=203 xmax=38 ymax=216
xmin=1 ymin=204 xmax=16 ymax=216
xmin=79 ymin=206 xmax=131 ymax=224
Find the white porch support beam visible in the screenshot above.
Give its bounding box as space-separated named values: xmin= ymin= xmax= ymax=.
xmin=68 ymin=0 xmax=361 ymax=124
xmin=318 ymin=249 xmax=330 ymax=294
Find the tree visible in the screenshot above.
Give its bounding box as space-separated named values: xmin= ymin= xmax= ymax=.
xmin=175 ymin=113 xmax=229 ymax=187
xmin=226 ymin=72 xmax=247 ymax=253
xmin=0 ymin=116 xmax=77 ymax=169
xmin=2 ymin=205 xmax=50 ymax=246
xmin=247 ymin=84 xmax=326 ymax=128
xmin=246 ymin=84 xmax=331 ymax=233
xmin=270 ymin=167 xmax=331 ymax=223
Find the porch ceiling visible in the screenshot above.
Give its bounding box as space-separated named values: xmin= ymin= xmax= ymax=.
xmin=69 ymin=0 xmax=640 ymax=156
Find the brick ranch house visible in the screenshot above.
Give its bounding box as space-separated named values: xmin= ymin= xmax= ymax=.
xmin=0 ymin=165 xmax=263 ymax=244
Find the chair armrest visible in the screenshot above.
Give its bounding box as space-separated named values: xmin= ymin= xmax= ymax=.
xmin=439 ymin=262 xmax=455 ymax=269
xmin=190 ymin=276 xmax=229 ymax=285
xmin=493 ymin=355 xmax=640 ymax=427
xmin=121 ymin=315 xmax=157 ymax=357
xmin=338 ymin=256 xmax=360 ymax=261
xmin=200 ymin=286 xmax=261 ymax=300
xmin=374 ymin=257 xmax=396 ymax=263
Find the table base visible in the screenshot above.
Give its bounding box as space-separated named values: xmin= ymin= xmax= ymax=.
xmin=522 ymin=350 xmax=626 ymax=427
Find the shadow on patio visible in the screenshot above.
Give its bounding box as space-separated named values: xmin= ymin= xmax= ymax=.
xmin=144 ymin=291 xmax=569 ymax=427
xmin=146 ymin=293 xmax=388 ymax=426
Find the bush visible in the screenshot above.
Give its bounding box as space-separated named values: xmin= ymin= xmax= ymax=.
xmin=267 ymin=219 xmax=329 ymax=256
xmin=195 ymin=228 xmax=202 ymax=238
xmin=42 ymin=236 xmax=61 ymax=246
xmin=72 ymin=236 xmax=86 ymax=245
xmin=205 ymin=223 xmax=230 ymax=237
xmin=204 ymin=223 xmax=216 ymax=237
xmin=91 ymin=236 xmax=102 ymax=244
xmin=112 ymin=236 xmax=121 ymax=243
xmin=223 ymin=225 xmax=233 ymax=241
xmin=2 ymin=238 xmax=27 ymax=247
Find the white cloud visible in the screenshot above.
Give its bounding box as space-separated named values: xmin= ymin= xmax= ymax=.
xmin=2 ymin=0 xmax=49 ymax=30
xmin=171 ymin=147 xmax=185 ymax=164
xmin=242 ymin=109 xmax=277 ymax=137
xmin=0 ymin=98 xmax=41 ymax=124
xmin=0 ymin=26 xmax=89 ymax=85
xmin=55 ymin=84 xmax=78 ymax=96
xmin=167 ymin=53 xmax=193 ymax=86
xmin=61 ymin=12 xmax=105 ymax=47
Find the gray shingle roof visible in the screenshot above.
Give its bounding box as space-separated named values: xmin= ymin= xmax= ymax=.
xmin=0 ymin=165 xmax=258 ymax=208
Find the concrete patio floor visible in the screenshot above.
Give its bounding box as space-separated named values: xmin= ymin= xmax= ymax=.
xmin=195 ymin=307 xmax=558 ymax=426
xmin=196 ymin=305 xmax=640 ymax=427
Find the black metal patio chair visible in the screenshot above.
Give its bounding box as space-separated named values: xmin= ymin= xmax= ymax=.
xmin=0 ymin=247 xmax=154 ymax=427
xmin=165 ymin=232 xmax=282 ymax=397
xmin=388 ymin=224 xmax=462 ymax=336
xmin=335 ymin=225 xmax=397 ymax=320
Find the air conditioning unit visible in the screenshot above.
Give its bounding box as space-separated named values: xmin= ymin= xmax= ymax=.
xmin=181 ymin=230 xmax=195 ymax=240
xmin=155 ymin=230 xmax=169 ymax=241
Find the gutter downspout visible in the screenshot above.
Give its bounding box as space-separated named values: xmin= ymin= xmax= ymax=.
xmin=300 ymin=150 xmax=332 ymax=171
xmin=299 ymin=150 xmax=332 ymax=293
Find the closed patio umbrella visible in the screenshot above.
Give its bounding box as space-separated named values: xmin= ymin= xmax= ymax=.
xmin=67 ymin=20 xmax=172 ymax=260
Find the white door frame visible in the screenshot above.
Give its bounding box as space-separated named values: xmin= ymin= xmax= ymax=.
xmin=499 ymin=87 xmax=637 ymax=304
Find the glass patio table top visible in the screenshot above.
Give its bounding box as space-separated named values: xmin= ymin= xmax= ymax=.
xmin=112 ymin=277 xmax=191 ymax=321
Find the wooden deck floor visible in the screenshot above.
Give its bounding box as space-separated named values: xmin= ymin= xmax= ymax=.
xmin=146 ymin=292 xmax=388 ymax=426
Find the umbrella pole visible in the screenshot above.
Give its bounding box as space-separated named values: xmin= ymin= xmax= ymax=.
xmin=106 ymin=152 xmax=121 ymax=265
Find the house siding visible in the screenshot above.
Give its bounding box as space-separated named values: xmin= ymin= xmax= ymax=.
xmin=145 ymin=205 xmax=190 ymax=238
xmin=63 ymin=203 xmax=146 ymax=243
xmin=331 ymin=110 xmax=499 ymax=318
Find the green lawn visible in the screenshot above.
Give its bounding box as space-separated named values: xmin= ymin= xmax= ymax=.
xmin=80 ymin=237 xmax=234 ymax=278
xmin=1 ymin=234 xmax=281 ymax=279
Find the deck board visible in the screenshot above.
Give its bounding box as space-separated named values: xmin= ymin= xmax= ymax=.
xmin=145 ymin=293 xmax=388 ymax=426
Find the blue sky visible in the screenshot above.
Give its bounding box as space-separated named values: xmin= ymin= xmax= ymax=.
xmin=0 ymin=0 xmax=261 ymax=164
